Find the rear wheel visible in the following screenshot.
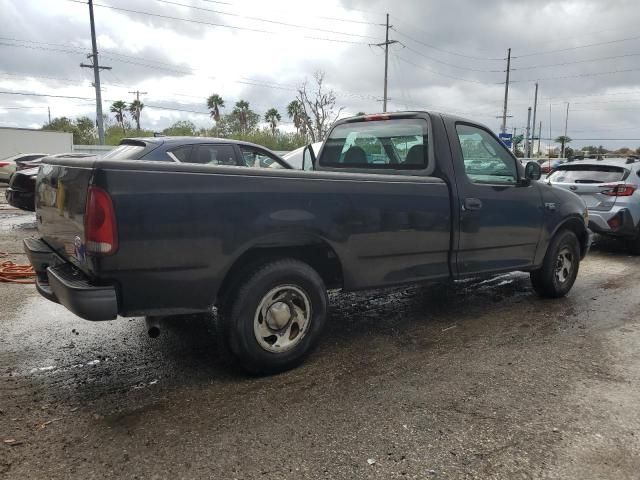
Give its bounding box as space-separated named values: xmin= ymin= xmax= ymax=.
xmin=220 ymin=259 xmax=327 ymax=374
xmin=530 ymin=230 xmax=580 ymax=298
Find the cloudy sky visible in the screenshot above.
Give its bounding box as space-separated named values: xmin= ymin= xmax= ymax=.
xmin=1 ymin=0 xmax=639 ymax=150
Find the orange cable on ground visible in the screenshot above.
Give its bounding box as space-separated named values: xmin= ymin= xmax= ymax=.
xmin=0 ymin=252 xmax=35 ymax=284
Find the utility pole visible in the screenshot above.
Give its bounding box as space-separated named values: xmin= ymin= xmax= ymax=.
xmin=561 ymin=102 xmax=570 ymax=158
xmin=80 ymin=0 xmax=111 ymax=145
xmin=500 ymin=48 xmax=512 ymax=134
xmin=512 ymin=127 xmax=517 ymax=154
xmin=372 ymin=14 xmax=398 ymax=112
xmin=549 ymin=103 xmax=552 ymax=158
xmin=525 ymin=107 xmax=532 ymax=158
xmin=530 ymin=82 xmax=538 ymax=157
xmin=537 ymin=121 xmax=542 ymax=156
xmin=128 ymin=90 xmax=147 ymax=131
xmin=47 ymin=106 xmax=51 ymax=125
xmin=128 ymin=90 xmax=147 ymax=102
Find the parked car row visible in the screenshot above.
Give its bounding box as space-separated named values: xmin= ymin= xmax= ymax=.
xmin=4 ymin=138 xmax=292 ymax=211
xmin=547 ymin=157 xmax=640 ymax=253
xmin=0 ymin=152 xmax=49 ymax=182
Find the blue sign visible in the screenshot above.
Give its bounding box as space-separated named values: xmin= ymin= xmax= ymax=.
xmin=498 ymin=133 xmax=513 ymax=148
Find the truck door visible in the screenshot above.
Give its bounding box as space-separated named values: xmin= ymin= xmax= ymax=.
xmin=451 ymin=123 xmax=543 ymax=275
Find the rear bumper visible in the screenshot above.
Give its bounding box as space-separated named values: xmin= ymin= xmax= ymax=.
xmin=588 ymin=208 xmax=637 ymax=237
xmin=23 ymin=238 xmax=118 ymax=321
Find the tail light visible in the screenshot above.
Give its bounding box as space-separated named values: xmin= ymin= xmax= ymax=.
xmin=602 ymin=184 xmax=636 ymax=196
xmin=0 ymin=162 xmax=10 ymax=167
xmin=363 ymin=114 xmax=390 ymax=121
xmin=84 ymin=186 xmax=118 ymax=255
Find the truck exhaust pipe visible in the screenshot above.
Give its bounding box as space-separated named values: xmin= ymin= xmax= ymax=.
xmin=145 ymin=316 xmax=161 ymax=338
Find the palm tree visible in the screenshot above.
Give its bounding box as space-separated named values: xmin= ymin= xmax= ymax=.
xmin=233 ymin=100 xmax=250 ymax=134
xmin=264 ymin=108 xmax=281 ymax=135
xmin=128 ymin=99 xmax=144 ymax=131
xmin=287 ymin=100 xmax=303 ymax=134
xmin=555 ymin=135 xmax=572 ymax=158
xmin=206 ymin=94 xmax=224 ymax=122
xmin=110 ymin=100 xmax=127 ymax=134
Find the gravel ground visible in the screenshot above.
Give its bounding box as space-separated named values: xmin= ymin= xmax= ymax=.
xmin=1 ymin=184 xmax=639 ymax=479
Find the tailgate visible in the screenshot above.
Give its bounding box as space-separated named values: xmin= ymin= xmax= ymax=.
xmin=35 ymin=161 xmax=95 ymax=271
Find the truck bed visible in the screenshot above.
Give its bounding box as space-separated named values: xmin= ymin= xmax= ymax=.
xmin=36 ymin=158 xmax=452 ymax=316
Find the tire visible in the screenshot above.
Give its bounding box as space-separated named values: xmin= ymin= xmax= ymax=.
xmin=220 ymin=259 xmax=327 ymax=374
xmin=530 ymin=230 xmax=580 ymax=298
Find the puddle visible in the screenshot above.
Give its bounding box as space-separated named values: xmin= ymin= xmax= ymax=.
xmin=0 ymin=212 xmax=36 ymax=231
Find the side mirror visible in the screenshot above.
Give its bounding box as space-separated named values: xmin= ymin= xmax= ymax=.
xmin=525 ymin=161 xmax=541 ymax=181
xmin=302 ymin=144 xmax=316 ymax=171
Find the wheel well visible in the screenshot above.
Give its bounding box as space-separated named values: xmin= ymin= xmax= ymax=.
xmin=216 ymin=243 xmax=343 ymax=307
xmin=557 ymin=217 xmax=589 ymax=258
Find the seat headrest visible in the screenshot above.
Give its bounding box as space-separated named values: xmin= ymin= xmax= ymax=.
xmin=343 ymin=146 xmax=368 ymax=165
xmin=404 ymin=144 xmax=424 ymax=165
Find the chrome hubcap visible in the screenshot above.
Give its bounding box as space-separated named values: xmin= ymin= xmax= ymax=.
xmin=555 ymin=247 xmax=573 ymax=283
xmin=254 ymin=285 xmax=311 ymax=353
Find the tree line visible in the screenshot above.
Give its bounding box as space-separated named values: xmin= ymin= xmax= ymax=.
xmin=41 ymin=72 xmax=344 ymax=150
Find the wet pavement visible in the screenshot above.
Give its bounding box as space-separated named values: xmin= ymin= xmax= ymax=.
xmin=1 ymin=184 xmax=639 ymax=479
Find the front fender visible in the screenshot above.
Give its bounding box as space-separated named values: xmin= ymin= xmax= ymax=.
xmin=533 ymin=183 xmax=590 ymax=266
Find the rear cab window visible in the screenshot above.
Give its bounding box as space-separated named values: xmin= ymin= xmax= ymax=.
xmin=548 ymin=165 xmax=629 ymax=183
xmin=319 ymin=118 xmax=430 ymax=172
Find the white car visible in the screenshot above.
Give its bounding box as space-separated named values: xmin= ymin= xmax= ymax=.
xmin=282 ymin=142 xmax=323 ymax=169
xmin=0 ymin=153 xmax=48 ymax=183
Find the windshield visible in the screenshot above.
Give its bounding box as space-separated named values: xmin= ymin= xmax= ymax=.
xmin=102 ymin=144 xmax=145 ymax=160
xmin=548 ymin=165 xmax=628 ymax=184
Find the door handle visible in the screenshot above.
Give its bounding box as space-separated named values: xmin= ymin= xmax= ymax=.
xmin=463 ymin=198 xmax=483 ymax=211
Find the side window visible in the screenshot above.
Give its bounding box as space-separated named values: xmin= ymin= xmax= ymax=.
xmin=192 ymin=144 xmax=237 ymax=165
xmin=456 ymin=124 xmax=518 ymax=185
xmin=320 ymin=119 xmax=429 ymax=171
xmin=240 ymin=146 xmax=286 ymax=169
xmin=166 ymin=145 xmax=192 ymax=162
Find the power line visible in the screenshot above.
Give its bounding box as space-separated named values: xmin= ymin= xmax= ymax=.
xmin=153 ymin=0 xmax=380 ymax=40
xmin=512 ymin=52 xmax=640 ymax=71
xmin=401 ymin=44 xmax=504 ymax=73
xmin=62 ymin=0 xmax=374 ymax=44
xmin=0 ymin=39 xmax=378 ymax=100
xmin=511 ymin=66 xmax=640 ymax=83
xmin=544 ymin=89 xmax=640 ymax=100
xmin=389 ymin=24 xmax=504 ymax=61
xmin=514 ymin=34 xmax=640 ymax=58
xmin=392 ymin=53 xmax=498 ymax=85
xmin=198 ymin=0 xmax=380 ymax=25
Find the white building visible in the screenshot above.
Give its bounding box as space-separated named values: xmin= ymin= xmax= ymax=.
xmin=0 ymin=127 xmax=73 ymax=159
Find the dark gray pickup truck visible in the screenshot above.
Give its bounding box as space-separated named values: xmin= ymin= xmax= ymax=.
xmin=25 ymin=112 xmax=591 ymax=373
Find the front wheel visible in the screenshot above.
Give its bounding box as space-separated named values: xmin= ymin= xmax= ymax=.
xmin=221 ymin=259 xmax=328 ymax=374
xmin=530 ymin=230 xmax=580 ymax=298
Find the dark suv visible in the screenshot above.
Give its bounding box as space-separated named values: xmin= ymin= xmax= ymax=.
xmin=104 ymin=137 xmax=292 ymax=169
